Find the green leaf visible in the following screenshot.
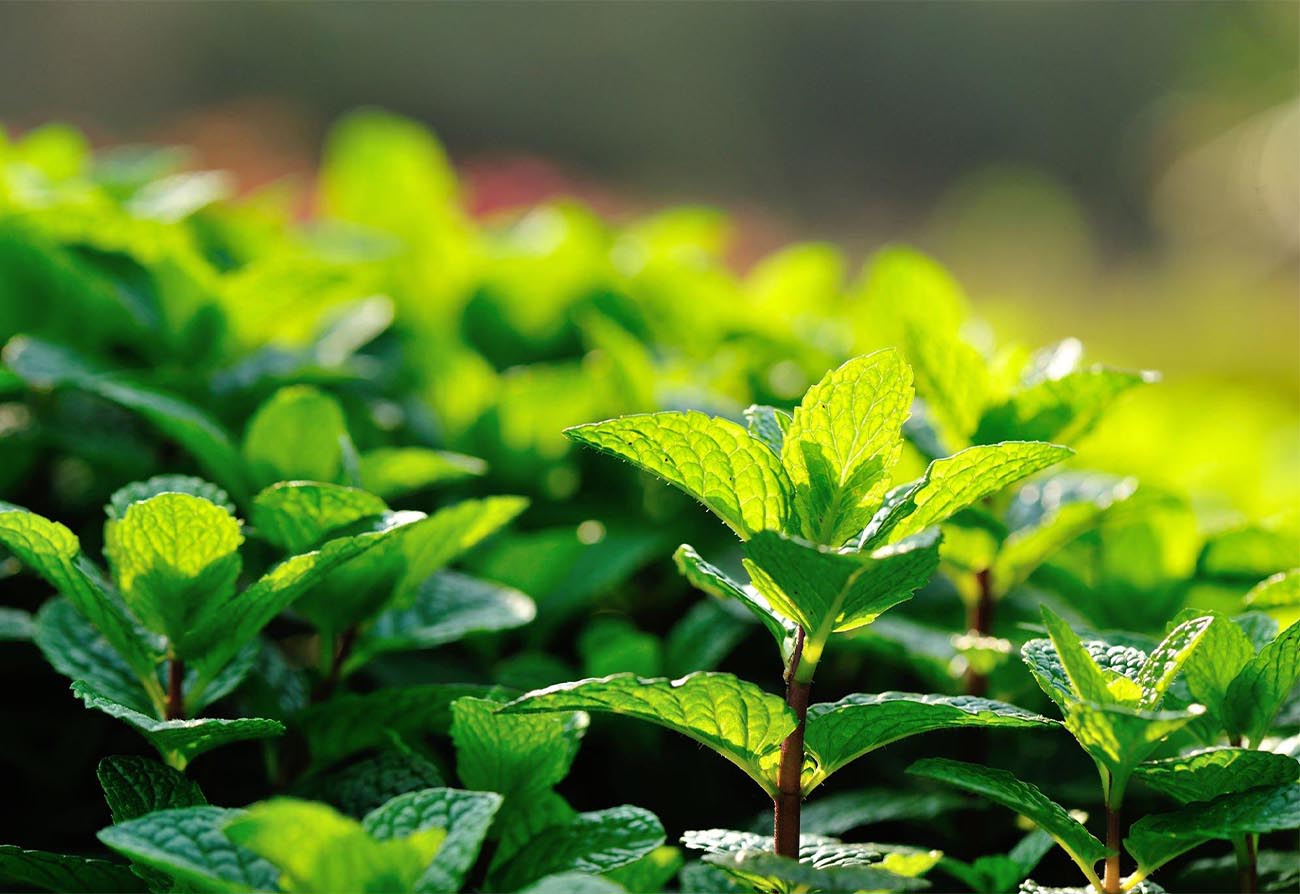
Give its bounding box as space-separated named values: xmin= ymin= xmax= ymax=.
xmin=603 ymin=846 xmax=684 ymax=894
xmin=489 ymin=806 xmax=665 ymax=892
xmin=358 ymin=447 xmax=486 ymax=499
xmin=299 ymin=683 xmax=502 ymax=769
xmin=98 ymin=806 xmax=280 ymax=893
xmin=803 ymin=693 xmax=1053 ymax=793
xmin=519 ymin=872 xmax=625 ymax=894
xmin=250 ymin=482 xmax=388 ymax=553
xmin=907 ymin=758 xmax=1109 ymax=883
xmin=1062 ymin=700 xmax=1205 ymax=784
xmin=1223 ymin=619 xmax=1300 ymax=743
xmin=702 ymin=851 xmax=924 ymax=892
xmin=224 ymin=798 xmax=445 ymax=894
xmin=396 ymin=495 xmax=530 ymax=597
xmin=884 ymin=442 xmax=1073 ymax=545
xmin=903 ymin=318 xmax=989 ymax=450
xmin=781 ymin=349 xmax=912 ymax=546
xmin=0 ymin=504 xmax=161 ymax=685
xmin=103 ymin=492 xmax=244 ymax=657
xmin=242 ymin=385 xmax=350 ymax=488
xmin=743 ymin=529 xmax=940 ymax=670
xmin=362 ymin=787 xmax=503 ymax=894
xmin=1176 ymin=613 xmax=1256 ymax=728
xmin=501 ymin=672 xmax=795 ymax=796
xmin=190 ymin=509 xmax=427 ymax=680
xmin=1134 ymin=747 xmax=1299 ymax=804
xmin=1244 ymin=569 xmax=1300 ymax=611
xmin=0 ymin=846 xmax=145 ymax=894
xmin=351 ymin=571 xmax=535 ymax=667
xmin=73 ymin=681 xmax=284 ymax=766
xmin=673 ymin=543 xmax=796 ymax=654
xmin=1036 ymin=606 xmax=1114 ymax=705
xmin=565 ymin=411 xmax=790 ymax=540
xmin=34 ymin=598 xmax=154 ymax=713
xmin=1126 ymin=784 xmax=1300 ymax=874
xmin=579 ymin=618 xmax=663 ymax=678
xmin=295 ymin=744 xmax=445 ymax=818
xmin=97 ymin=755 xmax=206 ymax=823
xmin=3 ymin=336 xmax=250 ymax=500
xmin=682 ymin=828 xmax=881 ymax=866
xmin=1021 ymin=633 xmax=1148 ymax=712
xmin=107 ymin=475 xmax=235 ymax=520
xmin=797 ymin=788 xmax=969 ymax=838
xmin=744 ymin=405 xmax=791 ymax=456
xmin=663 ymin=599 xmax=752 ymax=676
xmin=1131 ymin=614 xmax=1213 ymax=710
xmin=974 ymin=366 xmax=1154 ymax=445
xmin=453 ymin=696 xmax=587 ymax=800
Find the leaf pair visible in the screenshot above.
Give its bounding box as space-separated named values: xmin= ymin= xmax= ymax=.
xmin=501 ymin=672 xmax=1051 ymax=798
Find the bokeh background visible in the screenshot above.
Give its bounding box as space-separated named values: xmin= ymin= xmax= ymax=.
xmin=3 ymin=0 xmax=1295 ymax=516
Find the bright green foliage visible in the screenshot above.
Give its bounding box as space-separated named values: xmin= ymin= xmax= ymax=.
xmin=1220 ymin=619 xmax=1300 ymax=745
xmin=938 ymin=829 xmax=1054 ymax=894
xmin=242 ymin=385 xmax=351 ymax=488
xmin=564 ymin=411 xmax=791 ymax=540
xmin=99 ymin=806 xmax=281 ymax=892
xmin=97 ymin=755 xmax=207 ymax=822
xmin=74 ymin=681 xmax=284 ymax=767
xmin=701 ymin=850 xmax=925 ymax=893
xmin=488 ymin=806 xmax=665 ymax=892
xmin=0 ymin=846 xmax=144 ymax=894
xmin=104 ymin=492 xmax=244 ymax=658
xmin=224 ymin=798 xmax=446 ymax=894
xmin=1244 ymin=568 xmax=1300 ymax=613
xmin=908 ymin=759 xmax=1109 ymax=887
xmin=501 ymin=673 xmax=796 ymax=795
xmin=1125 ymin=784 xmax=1300 ymax=874
xmin=743 ymin=530 xmax=940 ymax=668
xmin=1134 ymin=747 xmax=1299 ymax=805
xmin=744 ymin=404 xmax=792 ymax=455
xmin=974 ymin=367 xmax=1156 ymax=447
xmin=781 ymin=350 xmax=912 ymax=546
xmin=802 ymin=693 xmax=1053 ymax=793
xmin=250 ymin=482 xmax=388 ymax=553
xmin=107 ymin=475 xmax=236 ymax=520
xmin=357 ymin=447 xmax=486 ymax=499
xmin=882 ymin=442 xmax=1073 ymax=545
xmin=604 ymin=846 xmax=685 ymax=894
xmin=361 ymin=788 xmax=503 ymax=893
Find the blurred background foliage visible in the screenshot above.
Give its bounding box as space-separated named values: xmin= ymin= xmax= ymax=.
xmin=0 ymin=3 xmax=1296 ymax=888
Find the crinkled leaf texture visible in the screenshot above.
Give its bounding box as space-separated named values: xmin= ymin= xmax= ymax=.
xmin=250 ymin=482 xmax=388 ymax=553
xmin=74 ymin=681 xmax=284 ymax=766
xmin=881 ymin=441 xmax=1072 ymax=545
xmin=501 ymin=672 xmax=795 ymax=796
xmin=908 ymin=758 xmax=1109 ymax=884
xmin=974 ymin=366 xmax=1155 ymax=446
xmin=98 ymin=806 xmax=280 ymax=893
xmin=1126 ymin=783 xmax=1300 ymax=873
xmin=97 ymin=755 xmax=207 ymax=823
xmin=781 ymin=350 xmax=912 ymax=547
xmin=0 ymin=845 xmax=145 ymax=894
xmin=1223 ymin=619 xmax=1300 ymax=744
xmin=362 ymin=787 xmax=503 ymax=894
xmin=107 ymin=475 xmax=236 ymax=521
xmin=104 ymin=492 xmax=244 ymax=657
xmin=743 ymin=528 xmax=940 ymax=668
xmin=565 ymin=411 xmax=790 ymax=539
xmin=452 ymin=696 xmax=587 ymax=800
xmin=0 ymin=504 xmax=161 ymax=685
xmin=682 ymin=828 xmax=881 ymax=867
xmin=1134 ymin=746 xmax=1299 ymax=805
xmin=293 ymin=746 xmax=445 ymax=819
xmin=489 ymin=805 xmax=665 ymax=892
xmin=802 ymin=693 xmax=1053 ymax=793
xmin=35 ymin=597 xmax=156 ymax=714
xmin=744 ymin=404 xmax=792 ymax=456
xmin=703 ymin=850 xmax=926 ymax=893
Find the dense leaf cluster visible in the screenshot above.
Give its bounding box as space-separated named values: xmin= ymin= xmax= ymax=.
xmin=0 ymin=115 xmax=1295 ymax=893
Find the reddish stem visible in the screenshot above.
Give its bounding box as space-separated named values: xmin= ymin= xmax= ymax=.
xmin=166 ymin=657 xmax=185 ymax=721
xmin=963 ymin=567 xmax=994 ymax=697
xmin=774 ymin=628 xmax=810 ymax=859
xmin=1104 ymin=802 xmax=1122 ymax=894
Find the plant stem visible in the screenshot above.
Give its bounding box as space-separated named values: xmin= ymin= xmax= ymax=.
xmin=774 ymin=627 xmax=810 ymax=859
xmin=316 ymin=624 xmax=359 ymax=701
xmin=166 ymin=655 xmax=185 ymax=721
xmin=1233 ymin=835 xmax=1258 ymax=894
xmin=1104 ymin=799 xmax=1122 ymax=894
xmin=963 ymin=567 xmax=994 ymax=697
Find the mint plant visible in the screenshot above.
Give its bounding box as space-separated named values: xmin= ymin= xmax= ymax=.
xmin=503 ymin=349 xmax=1069 ymax=887
xmin=910 ymin=605 xmax=1300 ymax=893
